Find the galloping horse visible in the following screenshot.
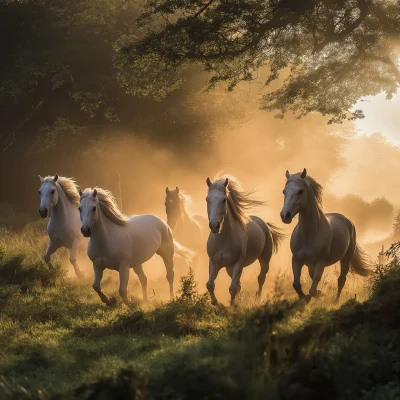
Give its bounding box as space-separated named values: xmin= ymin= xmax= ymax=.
xmin=165 ymin=186 xmax=208 ymax=268
xmin=280 ymin=169 xmax=372 ymax=302
xmin=79 ymin=187 xmax=194 ymax=305
xmin=206 ymin=175 xmax=285 ymax=305
xmin=38 ymin=174 xmax=84 ymax=278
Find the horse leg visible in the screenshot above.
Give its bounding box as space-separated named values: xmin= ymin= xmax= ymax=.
xmin=118 ymin=262 xmax=131 ymax=305
xmin=161 ymin=255 xmax=174 ymax=301
xmin=292 ymin=257 xmax=306 ymax=300
xmin=92 ymin=264 xmax=115 ymax=306
xmin=309 ymin=262 xmax=325 ymax=298
xmin=335 ymin=260 xmax=350 ymax=304
xmin=133 ymin=264 xmax=148 ymax=303
xmin=226 ymin=267 xmax=241 ymax=294
xmin=44 ymin=240 xmax=59 ymax=268
xmin=307 ymin=265 xmax=314 ymax=280
xmin=229 ymin=260 xmax=244 ymax=306
xmin=70 ymin=239 xmax=84 ymax=278
xmin=206 ymin=259 xmax=220 ymax=306
xmin=257 ymin=259 xmax=270 ymax=300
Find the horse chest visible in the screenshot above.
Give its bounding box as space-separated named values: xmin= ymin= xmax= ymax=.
xmin=208 ymin=241 xmax=239 ymax=267
xmin=48 ymin=223 xmax=74 ymax=247
xmin=214 ymin=249 xmax=237 ymax=267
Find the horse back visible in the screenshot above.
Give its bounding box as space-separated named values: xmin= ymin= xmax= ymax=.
xmin=325 ymin=212 xmax=355 ymax=264
xmin=249 ymin=215 xmax=270 ymax=236
xmin=326 ymin=212 xmax=354 ymax=237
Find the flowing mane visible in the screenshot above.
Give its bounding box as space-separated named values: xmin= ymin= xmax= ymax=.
xmin=208 ymin=174 xmax=265 ymax=228
xmin=286 ymin=173 xmax=324 ymax=211
xmin=177 ymin=190 xmax=201 ymax=228
xmin=81 ymin=187 xmax=128 ymax=225
xmin=42 ymin=175 xmax=80 ymax=206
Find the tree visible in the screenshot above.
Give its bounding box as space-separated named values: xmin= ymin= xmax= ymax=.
xmin=393 ymin=210 xmax=400 ymax=239
xmin=124 ymin=0 xmax=400 ymax=123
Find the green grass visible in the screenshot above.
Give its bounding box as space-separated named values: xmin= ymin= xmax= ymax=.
xmin=0 ymin=226 xmax=399 ymax=399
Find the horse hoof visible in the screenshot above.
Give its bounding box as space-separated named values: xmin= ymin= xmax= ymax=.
xmin=304 ymin=294 xmax=312 ymax=303
xmin=211 ymin=299 xmax=219 ymax=306
xmin=106 ymin=297 xmax=117 ymax=306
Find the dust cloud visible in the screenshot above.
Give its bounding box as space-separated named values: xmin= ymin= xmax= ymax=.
xmin=69 ymin=100 xmax=399 ymax=304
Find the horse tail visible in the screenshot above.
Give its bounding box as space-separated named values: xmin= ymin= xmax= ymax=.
xmin=351 ymin=244 xmax=373 ymax=277
xmin=173 ymin=239 xmax=196 ymax=266
xmin=266 ymin=223 xmax=287 ymax=253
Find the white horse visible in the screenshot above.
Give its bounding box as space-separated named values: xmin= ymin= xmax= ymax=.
xmin=79 ymin=187 xmax=195 ymax=305
xmin=38 ymin=174 xmax=84 ymax=278
xmin=280 ymin=168 xmax=372 ymax=302
xmin=206 ymin=175 xmax=285 ymax=306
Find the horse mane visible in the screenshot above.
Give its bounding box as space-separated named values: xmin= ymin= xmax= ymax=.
xmin=287 ymin=173 xmax=324 ymax=211
xmin=81 ymin=187 xmax=128 ymax=226
xmin=42 ymin=175 xmax=80 ymax=206
xmin=178 ymin=190 xmax=201 ymax=229
xmin=208 ymin=174 xmax=265 ymax=228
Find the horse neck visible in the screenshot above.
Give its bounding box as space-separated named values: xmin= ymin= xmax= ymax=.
xmin=298 ymin=188 xmax=325 ymax=238
xmin=52 ymin=187 xmax=73 ymax=222
xmin=220 ymin=206 xmax=237 ymax=237
xmin=176 ymin=202 xmax=194 ymax=229
xmin=91 ymin=209 xmax=115 ymax=245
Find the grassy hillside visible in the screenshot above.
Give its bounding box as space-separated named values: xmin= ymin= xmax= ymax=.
xmin=0 ymin=227 xmax=399 ymax=399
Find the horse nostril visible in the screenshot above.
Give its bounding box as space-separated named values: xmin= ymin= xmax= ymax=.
xmin=209 ymin=221 xmax=212 ymax=230
xmin=215 ymin=222 xmax=221 ymax=230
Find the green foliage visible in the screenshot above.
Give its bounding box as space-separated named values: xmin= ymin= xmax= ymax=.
xmin=127 ymin=0 xmax=400 ymax=123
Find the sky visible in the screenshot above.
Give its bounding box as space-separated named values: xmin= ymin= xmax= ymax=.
xmin=355 ymin=91 xmax=400 ymax=146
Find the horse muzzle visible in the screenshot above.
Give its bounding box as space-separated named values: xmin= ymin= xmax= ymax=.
xmin=81 ymin=227 xmax=91 ymax=237
xmin=280 ymin=210 xmax=293 ymax=224
xmin=209 ymin=221 xmax=221 ymax=234
xmin=39 ymin=208 xmax=48 ymax=218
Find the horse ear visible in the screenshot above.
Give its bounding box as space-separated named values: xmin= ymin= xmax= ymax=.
xmin=224 ymin=178 xmax=229 ymax=187
xmin=79 ymin=188 xmax=83 ymax=197
xmin=93 ymin=189 xmax=97 ymax=198
xmin=176 ymin=186 xmax=179 ymax=194
xmin=53 ymin=174 xmax=59 ymax=182
xmin=300 ymin=168 xmax=307 ymax=179
xmin=285 ymin=170 xmax=290 ymax=179
xmin=206 ymin=177 xmax=212 ymax=187
xmin=38 ymin=175 xmax=44 ymax=182
xmin=166 ymin=187 xmax=169 ymax=194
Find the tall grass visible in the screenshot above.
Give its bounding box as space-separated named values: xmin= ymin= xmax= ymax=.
xmin=0 ymin=227 xmax=398 ymax=399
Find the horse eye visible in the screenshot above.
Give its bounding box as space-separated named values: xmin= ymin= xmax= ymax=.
xmin=78 ymin=207 xmax=81 ymax=212
xmin=282 ymin=190 xmax=285 ymax=194
xmin=92 ymin=206 xmax=96 ymax=211
xmin=298 ymin=189 xmax=304 ymax=195
xmin=38 ymin=190 xmax=41 ymax=195
xmin=51 ymin=189 xmax=55 ymax=194
xmin=223 ymin=198 xmax=227 ymax=203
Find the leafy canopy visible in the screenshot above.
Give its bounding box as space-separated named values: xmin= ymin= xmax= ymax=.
xmin=124 ymin=0 xmax=400 ymax=123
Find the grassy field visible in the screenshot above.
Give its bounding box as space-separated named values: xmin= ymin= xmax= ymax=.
xmin=0 ymin=226 xmax=399 ymax=399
